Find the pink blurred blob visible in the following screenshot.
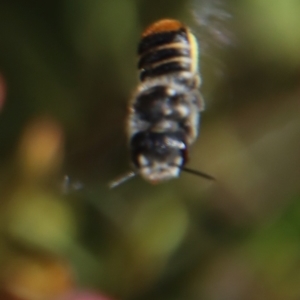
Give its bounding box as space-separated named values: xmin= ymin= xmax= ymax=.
xmin=65 ymin=290 xmax=115 ymax=300
xmin=0 ymin=72 xmax=6 ymax=111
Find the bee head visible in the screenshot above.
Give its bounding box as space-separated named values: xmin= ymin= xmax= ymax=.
xmin=130 ymin=131 xmax=187 ymax=184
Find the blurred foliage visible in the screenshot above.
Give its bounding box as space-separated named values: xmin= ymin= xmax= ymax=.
xmin=0 ymin=0 xmax=299 ymax=299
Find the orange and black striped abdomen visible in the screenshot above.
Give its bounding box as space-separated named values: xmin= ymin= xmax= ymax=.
xmin=138 ymin=19 xmax=192 ymax=81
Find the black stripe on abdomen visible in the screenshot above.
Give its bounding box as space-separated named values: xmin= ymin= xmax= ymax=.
xmin=140 ymin=60 xmax=190 ymax=81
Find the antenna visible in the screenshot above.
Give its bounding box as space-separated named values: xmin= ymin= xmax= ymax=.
xmin=109 ymin=167 xmax=215 ymax=189
xmin=109 ymin=171 xmax=136 ymax=189
xmin=181 ymin=166 xmax=215 ymax=180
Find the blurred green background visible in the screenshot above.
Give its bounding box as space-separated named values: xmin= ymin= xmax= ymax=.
xmin=0 ymin=0 xmax=300 ymax=299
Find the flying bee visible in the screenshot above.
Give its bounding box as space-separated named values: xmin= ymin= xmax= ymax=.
xmin=109 ymin=19 xmax=214 ymax=188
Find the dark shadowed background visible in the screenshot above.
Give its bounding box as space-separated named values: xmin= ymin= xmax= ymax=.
xmin=0 ymin=0 xmax=300 ymax=299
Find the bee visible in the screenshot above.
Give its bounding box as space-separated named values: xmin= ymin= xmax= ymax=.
xmin=110 ymin=19 xmax=214 ymax=188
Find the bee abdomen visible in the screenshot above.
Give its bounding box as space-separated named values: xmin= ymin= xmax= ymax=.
xmin=138 ymin=19 xmax=193 ymax=81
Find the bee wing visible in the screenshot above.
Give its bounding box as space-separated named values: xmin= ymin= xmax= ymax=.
xmin=192 ymin=0 xmax=235 ymax=52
